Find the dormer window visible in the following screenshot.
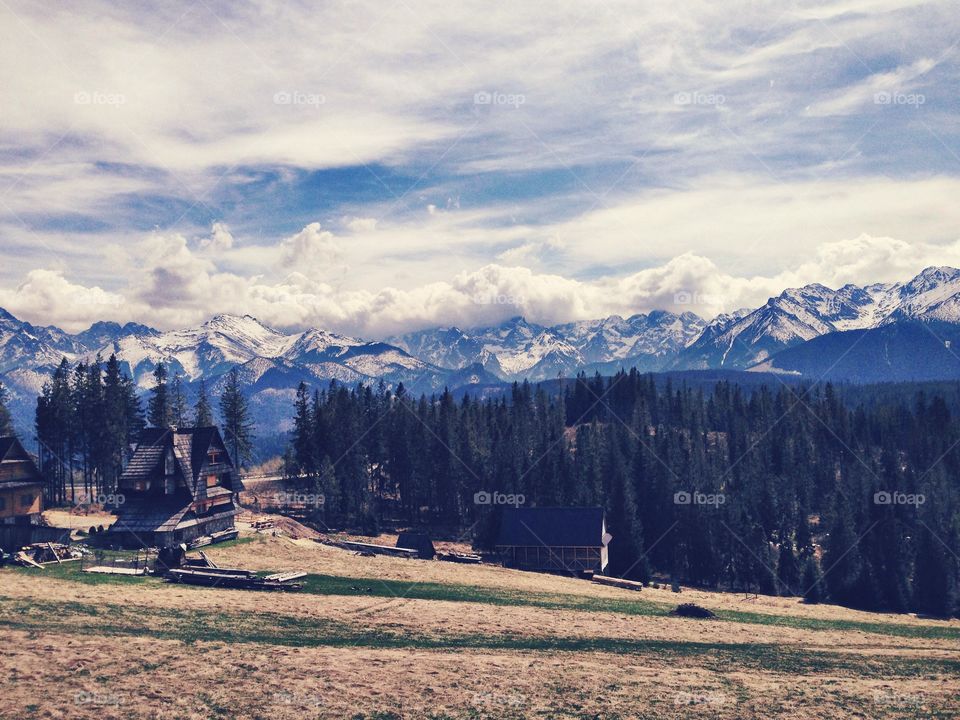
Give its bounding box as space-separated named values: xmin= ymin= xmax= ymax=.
xmin=208 ymin=449 xmax=222 ymax=464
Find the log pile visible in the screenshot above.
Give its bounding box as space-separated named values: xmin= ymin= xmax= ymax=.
xmin=323 ymin=539 xmax=419 ymax=558
xmin=437 ymin=551 xmax=482 ymax=564
xmin=166 ymin=566 xmax=306 ymax=591
xmin=14 ymin=542 xmax=82 ymax=568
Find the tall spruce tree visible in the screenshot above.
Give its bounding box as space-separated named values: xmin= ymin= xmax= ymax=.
xmin=220 ymin=368 xmax=254 ymax=466
xmin=801 ymin=556 xmax=825 ymax=604
xmin=193 ymin=379 xmax=214 ymax=427
xmin=292 ymin=382 xmax=315 ymax=476
xmin=147 ymin=362 xmax=170 ymax=428
xmin=36 ymin=358 xmax=75 ymax=503
xmin=170 ymin=372 xmax=188 ymax=427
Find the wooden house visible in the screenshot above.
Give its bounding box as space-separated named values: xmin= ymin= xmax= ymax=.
xmin=110 ymin=427 xmax=243 ymax=548
xmin=495 ymin=506 xmax=609 ymax=574
xmin=0 ymin=437 xmax=44 ymax=525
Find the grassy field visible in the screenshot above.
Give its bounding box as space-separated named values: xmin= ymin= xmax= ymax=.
xmin=0 ymin=531 xmax=957 ymax=719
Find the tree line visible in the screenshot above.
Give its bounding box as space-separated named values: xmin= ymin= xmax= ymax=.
xmin=286 ymin=371 xmax=960 ymax=617
xmin=31 ymin=357 xmax=255 ymax=503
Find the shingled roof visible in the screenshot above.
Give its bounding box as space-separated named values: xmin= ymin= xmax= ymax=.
xmin=110 ymin=492 xmax=194 ymax=534
xmin=119 ymin=442 xmax=166 ymax=484
xmin=0 ymin=437 xmax=17 ymax=461
xmin=119 ymin=427 xmax=239 ymax=498
xmin=0 ymin=436 xmax=43 ymax=486
xmin=496 ymin=507 xmax=605 ymax=548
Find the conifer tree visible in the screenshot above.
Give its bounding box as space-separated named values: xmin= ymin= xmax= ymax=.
xmin=801 ymin=556 xmax=825 ymax=603
xmin=147 ymin=362 xmax=170 ymax=428
xmin=170 ymin=372 xmax=188 ymax=427
xmin=219 ymin=368 xmax=254 ymax=467
xmin=193 ymin=379 xmax=214 ymax=427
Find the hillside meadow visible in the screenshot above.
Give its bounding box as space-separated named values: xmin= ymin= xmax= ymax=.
xmin=0 ymin=530 xmax=958 ymax=719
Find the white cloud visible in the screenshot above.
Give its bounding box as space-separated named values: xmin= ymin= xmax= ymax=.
xmin=343 ymin=216 xmax=378 ymax=233
xmin=2 ymin=0 xmax=955 ymax=219
xmin=0 ymin=269 xmax=127 ymax=328
xmin=199 ymin=222 xmax=234 ymax=252
xmin=0 ymin=0 xmax=957 ymax=338
xmin=496 ymin=237 xmax=565 ymax=265
xmin=4 ymin=228 xmax=960 ymax=336
xmin=804 ymin=57 xmax=938 ymax=117
xmin=277 ymin=222 xmax=344 ymax=279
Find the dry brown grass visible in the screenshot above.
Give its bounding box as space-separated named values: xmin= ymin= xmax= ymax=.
xmin=216 ymin=529 xmax=959 ymax=631
xmin=42 ymin=507 xmax=117 ymax=531
xmin=1 ymin=530 xmax=958 ymax=720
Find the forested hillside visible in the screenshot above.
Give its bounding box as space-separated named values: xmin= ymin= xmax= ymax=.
xmin=288 ymin=371 xmax=960 ymax=616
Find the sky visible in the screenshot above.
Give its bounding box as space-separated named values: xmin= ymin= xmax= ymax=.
xmin=0 ymin=0 xmax=959 ymax=336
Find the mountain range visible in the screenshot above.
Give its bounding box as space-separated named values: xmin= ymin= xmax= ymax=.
xmin=3 ymin=266 xmax=960 ymax=442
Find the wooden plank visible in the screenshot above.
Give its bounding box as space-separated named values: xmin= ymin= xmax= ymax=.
xmin=46 ymin=542 xmax=62 ymax=564
xmin=15 ymin=552 xmax=43 ymax=569
xmin=83 ymin=566 xmax=146 ymax=576
xmin=339 ymin=540 xmax=418 ymax=557
xmin=166 ymin=567 xmax=304 ymax=592
xmin=198 ymin=551 xmax=217 ymax=569
xmin=591 ymin=574 xmax=644 ymax=592
xmin=210 ymin=529 xmax=239 ymax=544
xmin=183 ymin=567 xmax=256 ymax=577
xmin=263 ymin=571 xmax=307 ymax=582
xmin=437 ymin=551 xmax=482 ymax=564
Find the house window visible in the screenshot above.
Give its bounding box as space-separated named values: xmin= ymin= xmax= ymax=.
xmin=206 ymin=474 xmax=219 ymax=487
xmin=208 ymin=450 xmax=221 ymax=464
xmin=21 ymin=494 xmax=33 ymax=508
xmin=165 ymin=450 xmax=176 ymax=476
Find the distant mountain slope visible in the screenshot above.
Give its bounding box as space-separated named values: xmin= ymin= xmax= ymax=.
xmin=0 ymin=311 xmax=453 ymax=441
xmin=752 ymin=321 xmax=960 ymax=383
xmin=676 ymin=267 xmax=960 ymax=369
xmin=391 ymin=311 xmax=705 ymax=380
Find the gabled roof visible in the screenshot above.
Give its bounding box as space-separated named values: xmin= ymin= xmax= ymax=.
xmin=0 ymin=437 xmax=18 ymax=461
xmin=120 ymin=426 xmax=238 ymax=497
xmin=112 ymin=491 xmax=239 ymax=536
xmin=110 ymin=492 xmax=194 ymax=533
xmin=496 ymin=507 xmax=605 ymax=548
xmin=0 ymin=436 xmax=35 ymax=464
xmin=0 ymin=435 xmax=43 ymax=486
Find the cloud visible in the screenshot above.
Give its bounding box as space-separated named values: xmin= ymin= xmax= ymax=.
xmin=199 ymin=222 xmax=234 ymax=252
xmin=0 ymin=269 xmax=127 ymax=328
xmin=277 ymin=222 xmax=344 ymax=278
xmin=4 ymin=227 xmax=960 ymax=336
xmin=496 ymin=237 xmax=565 ymax=265
xmin=343 ymin=216 xmax=378 ymax=233
xmin=1 ymin=0 xmax=956 ymax=228
xmin=0 ymin=0 xmax=958 ymax=338
xmin=804 ymin=57 xmax=938 ymax=117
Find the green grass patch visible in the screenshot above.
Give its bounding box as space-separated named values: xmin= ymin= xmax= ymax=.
xmin=296 ymin=573 xmax=960 ymax=641
xmin=4 ymin=552 xmax=958 ymax=642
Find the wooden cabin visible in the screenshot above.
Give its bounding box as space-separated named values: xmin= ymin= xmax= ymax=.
xmin=495 ymin=506 xmax=609 ymax=574
xmin=110 ymin=427 xmax=243 ymax=548
xmin=0 ymin=437 xmax=44 ymax=525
